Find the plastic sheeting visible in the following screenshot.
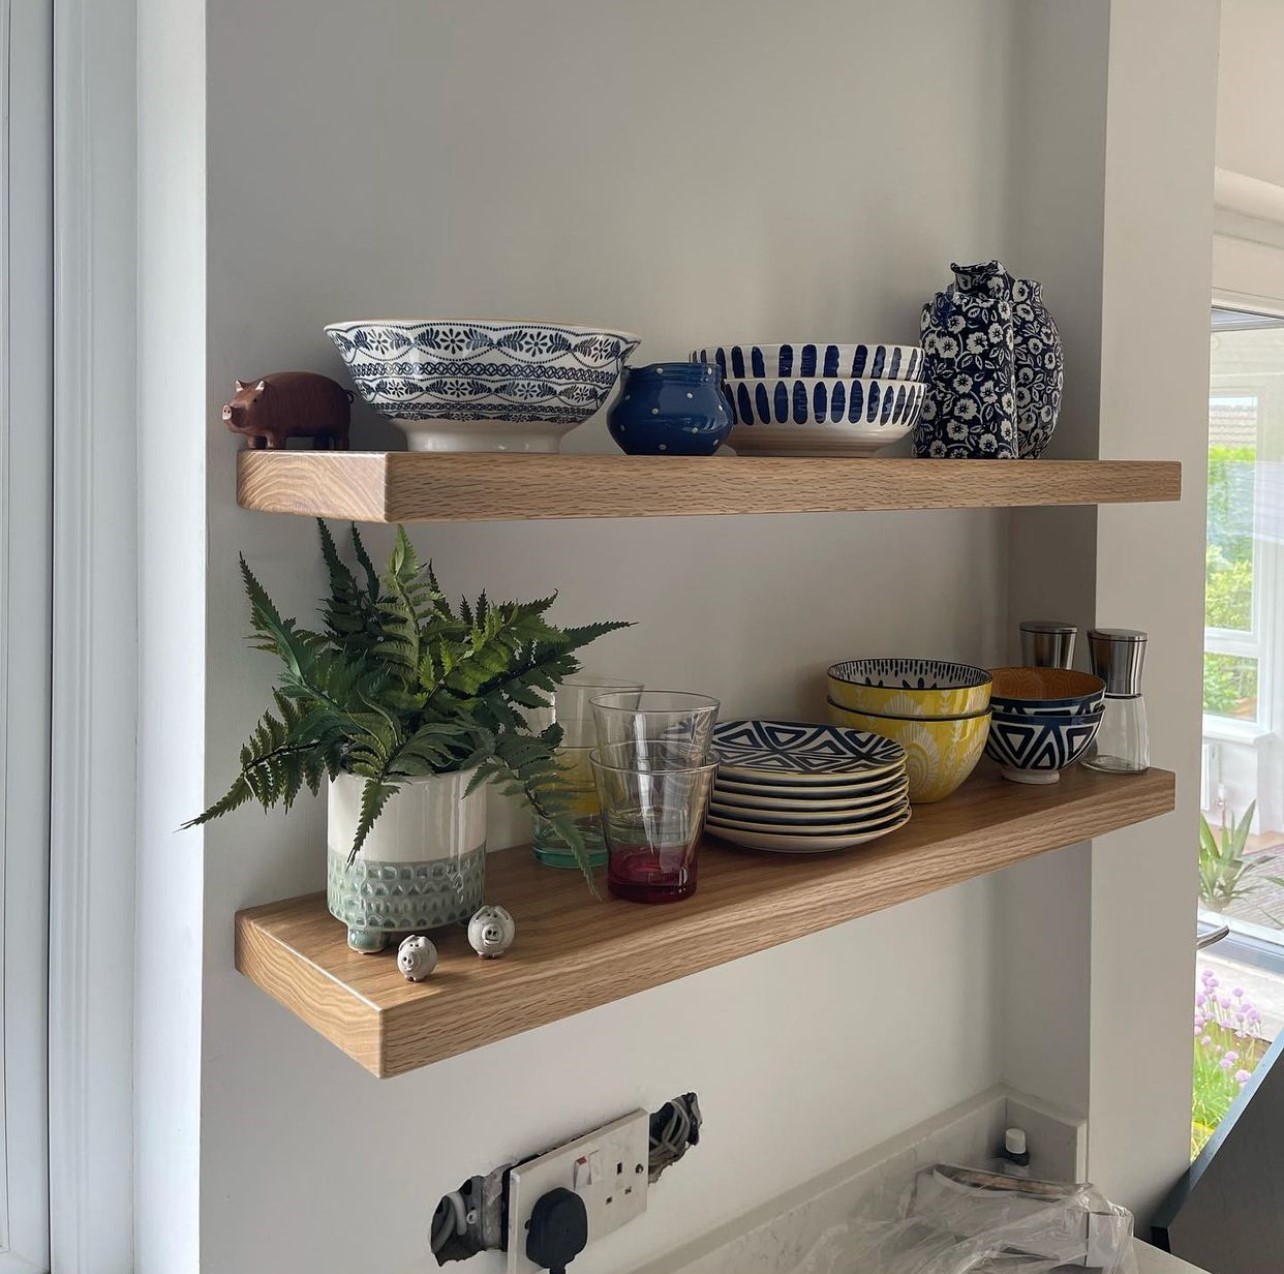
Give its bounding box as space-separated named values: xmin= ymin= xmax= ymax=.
xmin=795 ymin=1163 xmax=1138 ymax=1274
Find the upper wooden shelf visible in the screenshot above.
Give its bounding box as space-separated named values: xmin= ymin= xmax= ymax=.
xmin=235 ymin=762 xmax=1175 ymax=1078
xmin=235 ymin=451 xmax=1182 ymax=523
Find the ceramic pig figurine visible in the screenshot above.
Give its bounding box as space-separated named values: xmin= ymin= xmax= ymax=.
xmin=397 ymin=934 xmax=439 ymax=982
xmin=222 ymin=371 xmax=353 ymax=450
xmin=468 ymin=905 xmax=516 ymax=959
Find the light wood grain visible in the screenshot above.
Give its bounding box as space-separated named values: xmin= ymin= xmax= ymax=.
xmin=236 ymin=452 xmax=1182 ymax=522
xmin=235 ymin=763 xmax=1176 ymax=1077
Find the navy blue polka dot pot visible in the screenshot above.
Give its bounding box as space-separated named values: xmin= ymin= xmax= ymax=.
xmin=607 ymin=362 xmax=733 ymax=456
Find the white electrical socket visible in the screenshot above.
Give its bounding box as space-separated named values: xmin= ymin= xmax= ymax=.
xmin=507 ymin=1110 xmax=650 ymax=1274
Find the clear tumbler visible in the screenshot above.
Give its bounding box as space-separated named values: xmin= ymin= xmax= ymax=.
xmin=590 ymin=741 xmax=717 ymax=903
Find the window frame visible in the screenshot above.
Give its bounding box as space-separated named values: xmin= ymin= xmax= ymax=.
xmin=1204 ymin=317 xmax=1284 ymax=738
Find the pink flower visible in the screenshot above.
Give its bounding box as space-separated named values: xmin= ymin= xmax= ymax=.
xmin=1221 ymin=995 xmax=1233 ymax=1008
xmin=1196 ymin=991 xmax=1208 ymax=1007
xmin=1236 ymin=1069 xmax=1253 ymax=1084
xmin=1225 ymin=1050 xmax=1240 ymax=1064
xmin=1202 ymin=1035 xmax=1213 ymax=1046
xmin=1220 ymin=1057 xmax=1234 ymax=1071
xmin=1234 ymin=987 xmax=1245 ymax=998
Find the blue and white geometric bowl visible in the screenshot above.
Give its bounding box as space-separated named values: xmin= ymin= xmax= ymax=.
xmin=325 ymin=319 xmax=640 ymax=452
xmin=724 ymin=377 xmax=924 ymax=457
xmin=691 ymin=343 xmax=924 ymax=382
xmin=984 ymin=708 xmax=1105 ymax=785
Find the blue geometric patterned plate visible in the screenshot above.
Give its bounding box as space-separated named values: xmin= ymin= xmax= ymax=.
xmin=712 ymin=720 xmax=906 ymax=783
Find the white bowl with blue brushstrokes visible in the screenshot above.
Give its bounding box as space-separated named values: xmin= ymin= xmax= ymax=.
xmin=326 ymin=319 xmax=640 ymax=452
xmin=691 ymin=343 xmax=924 ymax=382
xmin=724 ymin=377 xmax=924 ymax=456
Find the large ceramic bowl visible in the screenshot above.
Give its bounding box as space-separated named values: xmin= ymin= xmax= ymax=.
xmin=325 ymin=319 xmax=640 ymax=452
xmin=826 ymin=700 xmax=990 ymax=803
xmin=989 ymin=666 xmax=1107 ymax=717
xmin=985 ymin=707 xmax=1104 ymax=784
xmin=692 ymin=343 xmax=924 ymax=382
xmin=724 ymin=377 xmax=923 ymax=456
xmin=828 ymin=659 xmax=993 ymax=719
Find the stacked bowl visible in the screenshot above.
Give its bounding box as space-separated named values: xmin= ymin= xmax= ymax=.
xmin=690 ymin=342 xmax=926 ymax=456
xmin=825 ymin=659 xmax=992 ymax=803
xmin=984 ymin=667 xmax=1106 ymax=784
xmin=706 ymin=720 xmax=910 ymax=853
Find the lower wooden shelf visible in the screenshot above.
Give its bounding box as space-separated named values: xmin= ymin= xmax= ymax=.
xmin=235 ymin=762 xmax=1175 ymax=1078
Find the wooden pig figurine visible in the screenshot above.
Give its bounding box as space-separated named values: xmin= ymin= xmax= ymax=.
xmin=222 ymin=371 xmax=354 ymax=450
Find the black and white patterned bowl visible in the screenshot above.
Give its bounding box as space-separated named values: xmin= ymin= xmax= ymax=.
xmin=325 ymin=319 xmax=640 ymax=452
xmin=692 ymin=343 xmax=924 ymax=382
xmin=985 ymin=708 xmax=1104 ymax=785
xmin=721 ymin=377 xmax=923 ymax=456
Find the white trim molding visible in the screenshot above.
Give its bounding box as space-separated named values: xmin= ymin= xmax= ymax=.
xmin=0 ymin=0 xmax=52 ymax=1269
xmin=48 ymin=0 xmax=138 ymax=1268
xmin=1215 ymin=167 xmax=1284 ymax=249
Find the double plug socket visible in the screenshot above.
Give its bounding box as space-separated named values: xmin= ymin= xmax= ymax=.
xmin=506 ymin=1110 xmax=650 ymax=1274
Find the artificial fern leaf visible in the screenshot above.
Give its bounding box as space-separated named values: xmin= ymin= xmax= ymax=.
xmin=349 ymin=523 xmax=380 ymax=600
xmin=350 ymin=778 xmax=398 ymax=863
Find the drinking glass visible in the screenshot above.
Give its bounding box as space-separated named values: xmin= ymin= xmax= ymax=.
xmin=552 ymin=674 xmax=645 ymax=748
xmin=590 ymin=742 xmax=717 ymax=904
xmin=590 ymin=691 xmax=720 ymax=762
xmin=531 ymin=674 xmax=644 ymax=869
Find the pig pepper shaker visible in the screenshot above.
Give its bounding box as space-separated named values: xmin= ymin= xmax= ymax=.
xmin=222 ymin=371 xmax=353 ymax=450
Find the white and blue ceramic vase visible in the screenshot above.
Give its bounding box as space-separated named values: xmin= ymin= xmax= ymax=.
xmin=915 ymin=261 xmax=1018 ymax=460
xmin=607 ymin=362 xmax=732 ymax=455
xmin=1012 ymin=278 xmax=1063 ymax=458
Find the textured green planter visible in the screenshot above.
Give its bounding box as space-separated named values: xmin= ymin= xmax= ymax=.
xmin=326 ymin=769 xmax=486 ymax=953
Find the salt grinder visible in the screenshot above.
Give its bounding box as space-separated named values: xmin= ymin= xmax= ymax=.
xmin=1019 ymin=620 xmax=1077 ymax=670
xmin=1083 ymin=628 xmax=1149 ymax=774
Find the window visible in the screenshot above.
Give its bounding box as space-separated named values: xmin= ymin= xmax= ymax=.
xmin=1197 ymin=308 xmax=1284 ymax=1156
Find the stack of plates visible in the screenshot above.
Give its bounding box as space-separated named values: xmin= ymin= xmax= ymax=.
xmin=706 ymin=720 xmax=911 ymax=853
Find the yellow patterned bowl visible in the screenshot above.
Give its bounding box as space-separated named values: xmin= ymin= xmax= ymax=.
xmin=827 ymin=658 xmax=992 ymax=719
xmin=826 ymin=700 xmax=991 ymax=803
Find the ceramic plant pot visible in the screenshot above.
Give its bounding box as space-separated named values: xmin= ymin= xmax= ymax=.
xmin=1012 ymin=279 xmax=1064 ymax=458
xmin=915 ymin=260 xmax=1018 ymax=459
xmin=327 ymin=769 xmax=487 ymax=952
xmin=607 ymin=362 xmax=732 ymax=455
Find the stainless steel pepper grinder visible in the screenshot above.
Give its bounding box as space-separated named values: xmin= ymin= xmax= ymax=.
xmin=1019 ymin=620 xmax=1077 ymax=670
xmin=1083 ymin=628 xmax=1150 ymax=774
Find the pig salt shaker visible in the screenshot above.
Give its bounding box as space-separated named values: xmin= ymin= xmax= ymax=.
xmin=222 ymin=371 xmax=354 ymax=450
xmin=397 ymin=934 xmax=439 ymax=982
xmin=468 ymin=905 xmax=516 ymax=959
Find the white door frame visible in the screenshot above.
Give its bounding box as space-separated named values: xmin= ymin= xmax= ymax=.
xmin=0 ymin=0 xmax=51 ymax=1267
xmin=48 ymin=0 xmax=138 ymax=1268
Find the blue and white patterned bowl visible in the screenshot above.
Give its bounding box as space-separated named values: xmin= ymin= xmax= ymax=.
xmin=325 ymin=319 xmax=640 ymax=452
xmin=984 ymin=708 xmax=1104 ymax=784
xmin=989 ymin=667 xmax=1107 ymax=717
xmin=692 ymin=344 xmax=924 ymax=382
xmin=723 ymin=377 xmax=923 ymax=456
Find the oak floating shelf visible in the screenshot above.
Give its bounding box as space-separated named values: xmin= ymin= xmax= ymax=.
xmin=235 ymin=763 xmax=1175 ymax=1078
xmin=236 ymin=451 xmax=1182 ymax=523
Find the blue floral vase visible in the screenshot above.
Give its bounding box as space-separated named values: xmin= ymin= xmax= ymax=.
xmin=915 ymin=260 xmax=1018 ymax=460
xmin=1012 ymin=278 xmax=1063 ymax=458
xmin=607 ymin=362 xmax=732 ymax=456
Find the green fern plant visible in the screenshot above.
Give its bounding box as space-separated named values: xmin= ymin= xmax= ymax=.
xmin=186 ymin=520 xmax=630 ymax=889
